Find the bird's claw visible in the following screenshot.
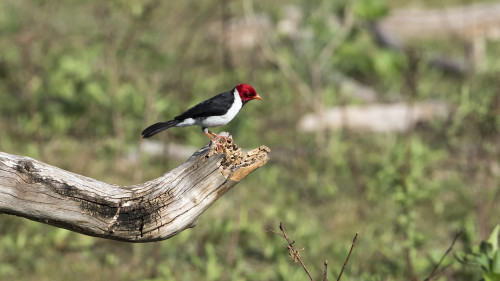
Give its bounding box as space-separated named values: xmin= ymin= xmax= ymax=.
xmin=208 ymin=132 xmax=229 ymax=153
xmin=214 ymin=135 xmax=230 ymax=153
xmin=205 ymin=131 xmax=231 ymax=153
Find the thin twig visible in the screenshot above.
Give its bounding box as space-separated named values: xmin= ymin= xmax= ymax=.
xmin=323 ymin=260 xmax=328 ymax=281
xmin=424 ymin=231 xmax=463 ymax=281
xmin=272 ymin=222 xmax=315 ymax=281
xmin=337 ymin=232 xmax=359 ymax=281
xmin=272 ymin=222 xmax=359 ymax=281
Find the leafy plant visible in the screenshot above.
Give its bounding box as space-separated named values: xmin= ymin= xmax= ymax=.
xmin=457 ymin=225 xmax=500 ymax=281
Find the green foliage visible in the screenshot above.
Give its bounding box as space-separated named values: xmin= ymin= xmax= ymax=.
xmin=458 ymin=226 xmax=500 ymax=281
xmin=0 ymin=0 xmax=499 ymax=280
xmin=354 ymin=0 xmax=389 ymax=20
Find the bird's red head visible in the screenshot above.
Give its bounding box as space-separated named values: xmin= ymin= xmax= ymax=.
xmin=236 ymin=84 xmax=262 ymax=102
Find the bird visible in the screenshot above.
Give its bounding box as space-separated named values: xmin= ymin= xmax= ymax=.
xmin=141 ymin=84 xmax=262 ymax=145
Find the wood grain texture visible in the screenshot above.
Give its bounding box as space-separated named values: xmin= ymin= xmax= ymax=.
xmin=0 ymin=138 xmax=270 ymax=242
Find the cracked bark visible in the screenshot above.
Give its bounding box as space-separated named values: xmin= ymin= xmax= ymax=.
xmin=0 ymin=137 xmax=270 ymax=242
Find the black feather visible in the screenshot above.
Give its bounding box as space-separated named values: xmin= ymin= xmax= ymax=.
xmin=141 ymin=120 xmax=181 ymax=138
xmin=174 ymin=90 xmax=235 ymax=120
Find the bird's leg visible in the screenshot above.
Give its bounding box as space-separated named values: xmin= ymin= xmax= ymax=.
xmin=203 ymin=128 xmax=226 ymax=153
xmin=204 ymin=131 xmax=216 ymax=141
xmin=210 ymin=131 xmax=230 ymax=153
xmin=208 ymin=131 xmax=232 ymax=152
xmin=208 ymin=131 xmax=230 ymax=143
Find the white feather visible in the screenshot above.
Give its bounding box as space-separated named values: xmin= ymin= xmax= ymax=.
xmin=176 ymin=118 xmax=196 ymax=127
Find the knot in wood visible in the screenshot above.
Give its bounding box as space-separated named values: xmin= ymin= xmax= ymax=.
xmin=16 ymin=160 xmax=35 ymax=173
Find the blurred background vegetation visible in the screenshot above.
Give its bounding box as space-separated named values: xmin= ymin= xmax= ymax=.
xmin=1 ymin=0 xmax=499 ymax=280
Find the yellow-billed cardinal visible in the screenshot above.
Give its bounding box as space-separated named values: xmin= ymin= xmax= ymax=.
xmin=141 ymin=84 xmax=261 ymax=142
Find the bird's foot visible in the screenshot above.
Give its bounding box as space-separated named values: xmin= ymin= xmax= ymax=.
xmin=205 ymin=131 xmax=230 ymax=153
xmin=213 ymin=135 xmax=230 ymax=154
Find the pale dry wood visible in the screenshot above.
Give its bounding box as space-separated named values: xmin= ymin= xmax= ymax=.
xmin=0 ymin=137 xmax=270 ymax=242
xmin=380 ymin=2 xmax=500 ymax=40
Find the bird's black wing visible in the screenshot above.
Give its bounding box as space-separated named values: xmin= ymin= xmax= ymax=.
xmin=174 ymin=91 xmax=235 ymax=120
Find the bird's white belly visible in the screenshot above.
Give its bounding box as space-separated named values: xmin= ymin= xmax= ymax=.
xmin=198 ymin=114 xmax=234 ymax=127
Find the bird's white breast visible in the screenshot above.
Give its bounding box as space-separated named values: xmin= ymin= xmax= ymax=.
xmin=197 ymin=89 xmax=242 ymax=128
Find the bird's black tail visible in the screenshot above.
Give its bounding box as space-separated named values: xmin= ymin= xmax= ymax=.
xmin=141 ymin=120 xmax=181 ymax=138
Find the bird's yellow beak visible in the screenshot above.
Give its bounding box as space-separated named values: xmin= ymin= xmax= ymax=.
xmin=255 ymin=94 xmax=262 ymax=100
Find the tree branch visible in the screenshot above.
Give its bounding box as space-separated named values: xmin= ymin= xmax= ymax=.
xmin=323 ymin=260 xmax=328 ymax=281
xmin=0 ymin=136 xmax=270 ymax=242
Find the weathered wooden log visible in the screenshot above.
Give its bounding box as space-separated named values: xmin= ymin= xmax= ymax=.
xmin=380 ymin=2 xmax=500 ymax=40
xmin=0 ymin=137 xmax=270 ymax=242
